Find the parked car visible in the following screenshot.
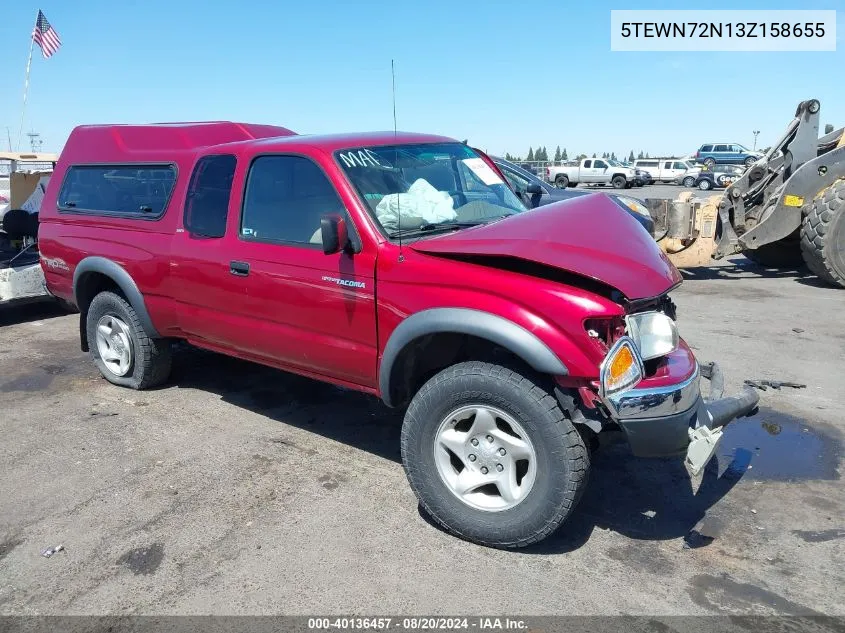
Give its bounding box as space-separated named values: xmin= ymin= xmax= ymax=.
xmin=694 ymin=164 xmax=745 ymax=190
xmin=492 ymin=157 xmax=654 ymax=234
xmin=547 ymin=158 xmax=638 ymax=189
xmin=634 ymin=159 xmax=694 ymax=183
xmin=39 ymin=121 xmax=758 ymax=549
xmin=695 ymin=143 xmax=763 ymax=168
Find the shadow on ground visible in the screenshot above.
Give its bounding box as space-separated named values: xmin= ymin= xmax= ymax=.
xmin=0 ymin=300 xmax=68 ymax=327
xmin=169 ymin=346 xmax=777 ymax=552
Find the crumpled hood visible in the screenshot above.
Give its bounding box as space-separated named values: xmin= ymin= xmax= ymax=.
xmin=410 ymin=193 xmax=682 ymax=300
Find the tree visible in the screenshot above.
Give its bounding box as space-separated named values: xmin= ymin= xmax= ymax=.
xmin=645 ymin=152 xmax=650 ymax=159
xmin=527 ymin=147 xmax=534 ymax=161
xmin=505 ymin=152 xmax=513 ymax=161
xmin=610 ymin=152 xmax=617 ymax=161
xmin=592 ymin=152 xmax=596 ymax=158
xmin=637 ymin=151 xmax=644 ymax=159
xmin=825 ymin=124 xmax=834 ymax=134
xmin=576 ymin=153 xmax=587 ymax=161
xmin=554 ymin=146 xmax=561 ymax=162
xmin=628 ymin=150 xmax=635 ymax=162
xmin=562 ymin=148 xmax=568 ymax=160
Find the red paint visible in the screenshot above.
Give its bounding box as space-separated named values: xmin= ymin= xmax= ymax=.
xmin=39 ymin=122 xmax=692 ymax=404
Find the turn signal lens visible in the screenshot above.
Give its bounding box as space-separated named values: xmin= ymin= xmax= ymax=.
xmin=600 ymin=337 xmax=643 ymax=398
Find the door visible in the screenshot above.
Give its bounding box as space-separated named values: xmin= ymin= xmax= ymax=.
xmin=662 ymin=161 xmax=674 ymax=181
xmin=591 ymin=159 xmax=609 ymax=183
xmin=222 ymin=154 xmax=378 ymax=387
xmin=712 ymin=144 xmax=731 ymax=164
xmin=170 ymin=154 xmax=248 ymax=346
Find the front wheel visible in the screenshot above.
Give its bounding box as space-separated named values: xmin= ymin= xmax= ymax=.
xmin=800 ymin=180 xmax=845 ymax=287
xmin=745 ymin=156 xmax=757 ymax=167
xmin=86 ymin=291 xmax=172 ymax=389
xmin=612 ymin=175 xmax=627 ymax=189
xmin=400 ymin=361 xmax=589 ymax=549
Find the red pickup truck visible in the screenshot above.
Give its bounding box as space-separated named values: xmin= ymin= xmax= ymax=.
xmin=38 ymin=122 xmax=759 ymax=548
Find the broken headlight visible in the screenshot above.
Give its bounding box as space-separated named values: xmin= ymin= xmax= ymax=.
xmin=625 ymin=311 xmax=679 ymax=361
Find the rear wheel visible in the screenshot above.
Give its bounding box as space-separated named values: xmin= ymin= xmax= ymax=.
xmin=698 ymin=179 xmax=712 ymax=190
xmin=400 ymin=361 xmax=589 ymax=549
xmin=800 ymin=180 xmax=845 ymax=287
xmin=612 ymin=175 xmax=627 ymax=189
xmin=744 ymin=156 xmax=757 ymax=167
xmin=683 ymin=176 xmax=696 ymax=188
xmin=554 ymin=175 xmax=569 ymax=189
xmin=703 ymin=158 xmax=716 ymax=169
xmin=86 ymin=291 xmax=172 ymax=389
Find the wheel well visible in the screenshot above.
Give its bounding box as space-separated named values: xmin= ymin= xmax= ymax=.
xmin=74 ymin=272 xmax=123 ymax=352
xmin=387 ymin=332 xmax=550 ymax=409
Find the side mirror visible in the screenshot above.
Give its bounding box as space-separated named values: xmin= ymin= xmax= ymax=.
xmin=321 ymin=214 xmax=350 ymax=255
xmin=526 ymin=183 xmax=543 ymax=195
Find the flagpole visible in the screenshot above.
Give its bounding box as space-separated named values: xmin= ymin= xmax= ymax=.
xmin=17 ymin=25 xmax=36 ymax=151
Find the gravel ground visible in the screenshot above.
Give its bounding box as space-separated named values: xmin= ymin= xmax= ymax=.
xmin=0 ymin=256 xmax=843 ymax=617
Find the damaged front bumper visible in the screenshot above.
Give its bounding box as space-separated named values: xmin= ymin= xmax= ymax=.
xmin=604 ymin=361 xmax=759 ymax=476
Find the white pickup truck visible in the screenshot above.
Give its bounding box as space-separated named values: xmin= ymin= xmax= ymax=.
xmin=546 ymin=158 xmax=639 ymax=189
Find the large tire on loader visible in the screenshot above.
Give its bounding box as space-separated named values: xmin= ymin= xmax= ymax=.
xmin=743 ymin=232 xmax=804 ymax=269
xmin=800 ymin=180 xmax=845 ymax=287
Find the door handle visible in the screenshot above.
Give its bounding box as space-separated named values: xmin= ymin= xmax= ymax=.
xmin=230 ymin=261 xmax=250 ymax=276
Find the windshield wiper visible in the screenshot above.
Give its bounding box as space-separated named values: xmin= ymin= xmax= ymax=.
xmin=388 ymin=221 xmax=484 ymax=238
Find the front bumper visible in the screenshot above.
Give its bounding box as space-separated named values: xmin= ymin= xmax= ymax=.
xmin=604 ymin=361 xmax=759 ymax=475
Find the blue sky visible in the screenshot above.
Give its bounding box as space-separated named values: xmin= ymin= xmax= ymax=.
xmin=0 ymin=1 xmax=842 ymax=159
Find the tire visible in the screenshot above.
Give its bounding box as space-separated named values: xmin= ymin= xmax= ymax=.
xmin=86 ymin=291 xmax=172 ymax=389
xmin=703 ymin=158 xmax=716 ymax=169
xmin=554 ymin=175 xmax=569 ymax=189
xmin=800 ymin=180 xmax=845 ymax=287
xmin=683 ymin=176 xmax=696 ymax=188
xmin=743 ymin=235 xmax=804 ymax=268
xmin=400 ymin=361 xmax=589 ymax=549
xmin=744 ymin=156 xmax=757 ymax=167
xmin=698 ymin=179 xmax=712 ymax=191
xmin=612 ymin=175 xmax=627 ymax=189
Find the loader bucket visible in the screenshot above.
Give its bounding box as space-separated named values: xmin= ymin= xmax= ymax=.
xmin=645 ymin=192 xmax=722 ymax=269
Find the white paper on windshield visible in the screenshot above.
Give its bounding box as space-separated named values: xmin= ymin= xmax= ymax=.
xmin=462 ymin=158 xmax=503 ymax=185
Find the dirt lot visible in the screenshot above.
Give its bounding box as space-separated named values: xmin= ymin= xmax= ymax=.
xmin=1 ymin=257 xmax=843 ymax=616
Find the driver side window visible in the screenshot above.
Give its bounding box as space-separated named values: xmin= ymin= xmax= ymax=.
xmin=501 ymin=167 xmax=530 ymax=193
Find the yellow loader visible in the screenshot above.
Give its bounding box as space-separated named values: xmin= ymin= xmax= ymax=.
xmin=646 ymin=99 xmax=845 ymax=288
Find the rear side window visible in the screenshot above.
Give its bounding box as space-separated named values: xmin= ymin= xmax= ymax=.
xmin=583 ymin=160 xmax=592 ymax=168
xmin=241 ymin=155 xmax=345 ymax=246
xmin=184 ymin=155 xmax=236 ymax=238
xmin=700 ymin=145 xmax=713 ymax=152
xmin=58 ymin=165 xmax=176 ymax=218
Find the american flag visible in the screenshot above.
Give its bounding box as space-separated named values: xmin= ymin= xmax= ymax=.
xmin=31 ymin=10 xmax=61 ymax=59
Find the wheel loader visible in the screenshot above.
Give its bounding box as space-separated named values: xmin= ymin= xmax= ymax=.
xmin=646 ymin=99 xmax=845 ymax=287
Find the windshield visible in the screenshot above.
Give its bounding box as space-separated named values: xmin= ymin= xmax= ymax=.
xmin=607 ymin=159 xmax=623 ymax=167
xmin=336 ymin=142 xmax=527 ymax=237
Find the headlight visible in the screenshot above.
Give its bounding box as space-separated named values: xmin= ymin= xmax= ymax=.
xmin=615 ymin=195 xmax=652 ymax=218
xmin=600 ymin=337 xmax=643 ymax=398
xmin=625 ymin=311 xmax=679 ymax=361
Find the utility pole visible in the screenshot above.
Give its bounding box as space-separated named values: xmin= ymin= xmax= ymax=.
xmin=753 ymin=130 xmax=760 ymax=150
xmin=26 ymin=131 xmax=43 ymax=152
xmin=5 ymin=127 xmax=11 ymax=151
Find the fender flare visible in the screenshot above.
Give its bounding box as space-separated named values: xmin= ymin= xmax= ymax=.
xmin=73 ymin=256 xmax=160 ymax=338
xmin=379 ymin=307 xmax=569 ymax=407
